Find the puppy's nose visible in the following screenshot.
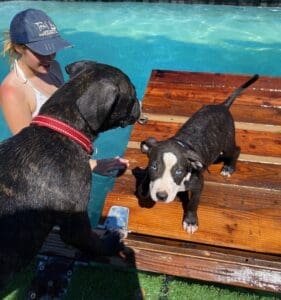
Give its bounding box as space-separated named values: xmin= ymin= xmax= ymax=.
xmin=156 ymin=191 xmax=168 ymax=201
xmin=138 ymin=113 xmax=148 ymax=125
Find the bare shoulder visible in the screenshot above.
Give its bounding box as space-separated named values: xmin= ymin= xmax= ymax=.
xmin=0 ymin=70 xmax=28 ymax=105
xmin=0 ymin=71 xmax=33 ymax=134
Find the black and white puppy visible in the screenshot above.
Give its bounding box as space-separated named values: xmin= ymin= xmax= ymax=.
xmin=138 ymin=74 xmax=258 ymax=234
xmin=0 ymin=60 xmax=141 ymax=288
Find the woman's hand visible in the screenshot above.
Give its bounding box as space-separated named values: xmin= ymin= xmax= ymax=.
xmin=89 ymin=157 xmax=129 ymax=177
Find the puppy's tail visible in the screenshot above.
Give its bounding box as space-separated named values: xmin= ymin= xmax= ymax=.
xmin=223 ymin=74 xmax=259 ymax=108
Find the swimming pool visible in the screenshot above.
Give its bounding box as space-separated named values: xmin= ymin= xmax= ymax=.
xmin=1 ymin=1 xmax=281 ymax=225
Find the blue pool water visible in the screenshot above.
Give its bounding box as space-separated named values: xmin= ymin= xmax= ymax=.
xmin=0 ymin=1 xmax=281 ymax=225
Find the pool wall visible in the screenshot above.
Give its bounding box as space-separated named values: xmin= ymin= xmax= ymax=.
xmin=48 ymin=0 xmax=281 ymax=7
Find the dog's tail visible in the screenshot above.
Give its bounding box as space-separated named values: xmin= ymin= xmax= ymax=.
xmin=223 ymin=74 xmax=259 ymax=108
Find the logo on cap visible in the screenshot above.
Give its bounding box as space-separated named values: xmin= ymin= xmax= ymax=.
xmin=34 ymin=21 xmax=58 ymax=37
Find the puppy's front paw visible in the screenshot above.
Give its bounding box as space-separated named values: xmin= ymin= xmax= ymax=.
xmin=101 ymin=230 xmax=124 ymax=256
xmin=220 ymin=165 xmax=234 ymax=177
xmin=183 ymin=222 xmax=198 ymax=234
xmin=134 ymin=169 xmax=155 ymax=208
xmin=183 ymin=212 xmax=198 ymax=234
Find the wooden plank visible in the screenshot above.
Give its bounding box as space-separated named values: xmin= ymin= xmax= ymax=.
xmin=144 ymin=86 xmax=281 ymax=110
xmin=40 ymin=227 xmax=78 ymax=258
xmin=143 ymin=70 xmax=281 ymax=125
xmin=128 ymin=141 xmax=281 ymax=164
xmin=124 ymin=234 xmax=281 ymax=293
xmin=147 ymin=70 xmax=281 ymax=94
xmin=102 ymin=191 xmax=281 ymax=255
xmin=130 ymin=121 xmax=281 ymax=158
xmin=141 ymin=96 xmax=281 ymax=125
xmin=144 ymin=83 xmax=281 ymax=106
xmin=123 ymin=148 xmax=281 ymax=190
xmin=138 ymin=113 xmax=281 ymax=133
xmin=39 ymin=230 xmax=281 ymax=293
xmin=112 ymin=173 xmax=281 ymax=212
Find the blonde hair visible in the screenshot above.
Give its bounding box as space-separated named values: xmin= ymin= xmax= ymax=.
xmin=2 ymin=30 xmax=22 ymax=65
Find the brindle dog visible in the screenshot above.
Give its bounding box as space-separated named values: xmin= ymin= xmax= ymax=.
xmin=0 ymin=60 xmax=141 ymax=288
xmin=138 ymin=74 xmax=258 ymax=234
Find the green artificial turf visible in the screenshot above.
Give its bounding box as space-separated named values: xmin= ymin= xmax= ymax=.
xmin=0 ymin=262 xmax=35 ymax=300
xmin=167 ymin=276 xmax=279 ymax=300
xmin=0 ymin=261 xmax=279 ymax=300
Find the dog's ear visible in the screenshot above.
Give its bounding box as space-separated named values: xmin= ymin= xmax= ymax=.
xmin=185 ymin=150 xmax=204 ymax=171
xmin=65 ymin=60 xmax=96 ymax=78
xmin=140 ymin=137 xmax=158 ymax=154
xmin=76 ymin=79 xmax=119 ymax=132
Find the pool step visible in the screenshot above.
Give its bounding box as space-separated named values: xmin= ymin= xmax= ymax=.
xmin=100 ymin=70 xmax=281 ymax=292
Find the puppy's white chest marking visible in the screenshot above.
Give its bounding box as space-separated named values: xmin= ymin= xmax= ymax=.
xmin=179 ymin=172 xmax=191 ymax=191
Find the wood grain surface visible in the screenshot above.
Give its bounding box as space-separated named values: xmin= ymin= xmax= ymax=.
xmin=100 ymin=70 xmax=281 ymax=291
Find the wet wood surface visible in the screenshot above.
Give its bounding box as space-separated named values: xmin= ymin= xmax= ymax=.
xmin=100 ymin=70 xmax=281 ymax=292
xmin=131 ymin=121 xmax=281 ymax=157
xmin=123 ymin=234 xmax=281 ymax=293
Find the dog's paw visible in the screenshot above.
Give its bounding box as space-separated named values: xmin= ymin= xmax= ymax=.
xmin=183 ymin=222 xmax=198 ymax=234
xmin=100 ymin=230 xmax=124 ymax=256
xmin=136 ymin=184 xmax=155 ymax=208
xmin=220 ymin=165 xmax=234 ymax=177
xmin=183 ymin=212 xmax=198 ymax=234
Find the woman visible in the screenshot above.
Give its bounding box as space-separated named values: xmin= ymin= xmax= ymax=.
xmin=0 ymin=8 xmax=128 ymax=175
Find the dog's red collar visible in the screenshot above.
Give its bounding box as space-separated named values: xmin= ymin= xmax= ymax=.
xmin=31 ymin=115 xmax=93 ymax=155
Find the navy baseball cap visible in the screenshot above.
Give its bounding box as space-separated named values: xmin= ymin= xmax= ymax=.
xmin=10 ymin=8 xmax=72 ymax=55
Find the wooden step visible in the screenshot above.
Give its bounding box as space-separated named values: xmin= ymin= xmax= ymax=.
xmin=143 ymin=70 xmax=281 ymax=125
xmin=123 ymin=148 xmax=281 ymax=190
xmin=103 ymin=178 xmax=281 ymax=255
xmin=100 ymin=70 xmax=281 ymax=292
xmin=40 ymin=229 xmax=281 ymax=293
xmin=130 ymin=121 xmax=281 ymax=158
xmin=123 ymin=234 xmax=281 ymax=293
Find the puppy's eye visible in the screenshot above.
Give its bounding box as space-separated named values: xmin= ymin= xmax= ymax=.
xmin=175 ymin=169 xmax=183 ymax=176
xmin=150 ymin=161 xmax=157 ymax=171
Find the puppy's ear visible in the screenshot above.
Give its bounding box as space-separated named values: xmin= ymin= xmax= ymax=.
xmin=65 ymin=60 xmax=96 ymax=78
xmin=76 ymin=80 xmax=118 ymax=132
xmin=191 ymin=160 xmax=204 ymax=171
xmin=185 ymin=150 xmax=204 ymax=171
xmin=140 ymin=137 xmax=157 ymax=154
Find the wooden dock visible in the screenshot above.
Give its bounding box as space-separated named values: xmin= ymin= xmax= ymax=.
xmin=41 ymin=70 xmax=281 ymax=293
xmin=100 ymin=70 xmax=281 ymax=292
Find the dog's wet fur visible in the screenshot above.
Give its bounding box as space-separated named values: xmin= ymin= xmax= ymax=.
xmin=137 ymin=74 xmax=258 ymax=234
xmin=0 ymin=60 xmax=141 ymax=287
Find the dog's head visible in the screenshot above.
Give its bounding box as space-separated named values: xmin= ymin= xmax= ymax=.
xmin=42 ymin=60 xmax=141 ymax=134
xmin=141 ymin=137 xmax=203 ymax=203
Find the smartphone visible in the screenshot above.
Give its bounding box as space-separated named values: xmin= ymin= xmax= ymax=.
xmin=104 ymin=205 xmax=129 ymax=231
